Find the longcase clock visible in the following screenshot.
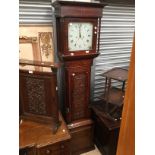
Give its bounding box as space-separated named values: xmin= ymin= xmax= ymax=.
xmin=52 ymin=1 xmax=105 ymax=153
xmin=52 ymin=1 xmax=105 ymax=124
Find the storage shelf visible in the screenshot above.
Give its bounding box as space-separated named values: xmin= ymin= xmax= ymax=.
xmin=98 ymin=87 xmax=125 ymax=107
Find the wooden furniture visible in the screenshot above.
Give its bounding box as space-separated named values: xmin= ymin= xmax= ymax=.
xmin=52 ymin=0 xmax=105 ymax=123
xmin=98 ymin=67 xmax=128 ymax=121
xmin=91 ymin=68 xmax=128 ymax=155
xmin=91 ymin=101 xmax=120 ymax=155
xmin=68 ymin=119 xmax=94 ymax=155
xmin=19 ymin=113 xmax=71 ymax=155
xmin=52 ymin=1 xmax=105 ymax=154
xmin=116 ymin=36 xmax=135 ymax=155
xmin=19 ymin=59 xmax=61 ymax=133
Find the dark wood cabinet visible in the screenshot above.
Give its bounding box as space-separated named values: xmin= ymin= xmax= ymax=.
xmin=91 ymin=102 xmax=120 ymax=155
xmin=19 ymin=59 xmax=61 ymax=133
xmin=19 ymin=113 xmax=71 ymax=155
xmin=90 ymin=68 xmax=128 ymax=155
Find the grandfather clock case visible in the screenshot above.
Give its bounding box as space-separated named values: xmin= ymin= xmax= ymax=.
xmin=52 ymin=1 xmax=105 ymax=154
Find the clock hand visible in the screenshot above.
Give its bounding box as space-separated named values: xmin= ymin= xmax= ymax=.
xmin=79 ymin=24 xmax=81 ymax=38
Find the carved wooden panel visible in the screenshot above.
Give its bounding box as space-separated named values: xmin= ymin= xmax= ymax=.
xmin=65 ymin=67 xmax=91 ymax=122
xmin=39 ymin=32 xmax=53 ymax=61
xmin=72 ymin=73 xmax=87 ymax=120
xmin=19 ymin=69 xmax=59 ymax=129
xmin=25 ymin=77 xmax=46 ymax=115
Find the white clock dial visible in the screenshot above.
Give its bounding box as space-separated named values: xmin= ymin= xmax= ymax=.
xmin=68 ymin=22 xmax=93 ymax=51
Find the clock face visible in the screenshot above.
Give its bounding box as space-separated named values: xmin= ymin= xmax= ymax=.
xmin=68 ymin=22 xmax=93 ymax=51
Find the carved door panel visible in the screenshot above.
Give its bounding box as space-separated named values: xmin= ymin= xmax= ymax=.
xmin=19 ymin=70 xmax=59 ymax=124
xmin=65 ymin=67 xmax=91 ymax=122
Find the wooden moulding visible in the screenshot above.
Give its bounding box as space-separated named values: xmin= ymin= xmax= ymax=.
xmin=67 ymin=118 xmax=93 ymax=129
xmin=59 ymin=53 xmax=100 ymax=61
xmin=52 ymin=1 xmax=105 ymax=18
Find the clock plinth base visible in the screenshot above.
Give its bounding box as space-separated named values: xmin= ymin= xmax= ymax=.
xmin=68 ymin=119 xmax=95 ymax=155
